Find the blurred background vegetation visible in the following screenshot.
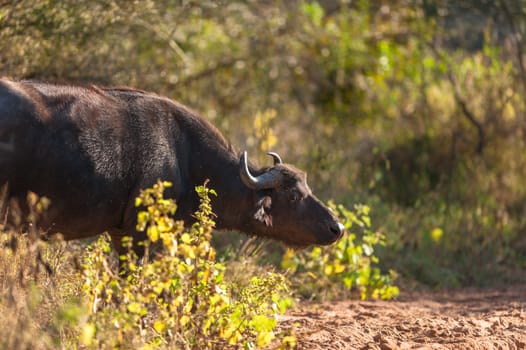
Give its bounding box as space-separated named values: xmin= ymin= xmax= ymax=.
xmin=2 ymin=0 xmax=526 ymax=288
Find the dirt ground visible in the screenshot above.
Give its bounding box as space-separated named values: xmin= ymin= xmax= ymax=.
xmin=279 ymin=285 xmax=526 ymax=350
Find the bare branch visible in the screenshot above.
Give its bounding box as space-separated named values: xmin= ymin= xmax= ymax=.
xmin=430 ymin=44 xmax=486 ymax=154
xmin=135 ymin=19 xmax=192 ymax=68
xmin=446 ymin=67 xmax=486 ymax=155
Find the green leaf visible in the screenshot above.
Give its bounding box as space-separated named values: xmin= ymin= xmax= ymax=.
xmin=153 ymin=320 xmax=167 ymax=334
xmin=301 ymin=2 xmax=325 ymax=27
xmin=257 ymin=330 xmax=275 ymax=347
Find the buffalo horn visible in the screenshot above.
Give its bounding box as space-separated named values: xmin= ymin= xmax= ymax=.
xmin=267 ymin=152 xmax=282 ymax=165
xmin=239 ymin=151 xmax=284 ymax=190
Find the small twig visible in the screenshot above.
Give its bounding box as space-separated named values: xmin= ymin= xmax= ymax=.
xmin=239 ymin=236 xmax=258 ymax=256
xmin=0 ymin=183 xmax=8 ymax=229
xmin=446 ymin=67 xmax=486 ymax=154
xmin=430 ymin=44 xmax=486 ymax=154
xmin=174 ymin=58 xmax=240 ymax=87
xmin=135 ymin=19 xmax=192 ymax=67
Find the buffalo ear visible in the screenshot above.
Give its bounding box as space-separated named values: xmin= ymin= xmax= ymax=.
xmin=254 ymin=195 xmax=272 ymax=227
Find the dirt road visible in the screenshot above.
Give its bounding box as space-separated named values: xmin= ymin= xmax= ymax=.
xmin=279 ymin=285 xmax=525 ymax=349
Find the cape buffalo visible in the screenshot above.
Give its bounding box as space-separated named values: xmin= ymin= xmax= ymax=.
xmin=0 ymin=78 xmax=343 ymax=255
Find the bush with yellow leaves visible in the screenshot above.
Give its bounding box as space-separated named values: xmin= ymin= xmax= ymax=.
xmin=81 ymin=181 xmax=294 ymax=349
xmin=282 ymin=202 xmax=399 ymax=301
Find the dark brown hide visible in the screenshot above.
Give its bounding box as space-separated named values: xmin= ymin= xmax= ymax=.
xmin=0 ymin=79 xmax=343 ymax=255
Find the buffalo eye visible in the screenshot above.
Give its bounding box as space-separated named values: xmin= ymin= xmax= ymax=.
xmin=288 ymin=191 xmax=300 ymax=203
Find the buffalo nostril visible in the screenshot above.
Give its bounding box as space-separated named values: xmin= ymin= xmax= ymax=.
xmin=330 ymin=222 xmax=345 ymax=238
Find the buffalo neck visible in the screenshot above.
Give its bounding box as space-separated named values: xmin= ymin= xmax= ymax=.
xmin=192 ymin=148 xmax=253 ymax=231
xmin=181 ymin=117 xmax=253 ymax=231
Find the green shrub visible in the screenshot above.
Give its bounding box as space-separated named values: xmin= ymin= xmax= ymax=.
xmin=0 ymin=184 xmax=399 ymax=349
xmin=282 ymin=202 xmax=399 ymax=300
xmin=81 ymin=181 xmax=294 ymax=349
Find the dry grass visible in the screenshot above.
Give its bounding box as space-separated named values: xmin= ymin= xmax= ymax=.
xmin=0 ymin=231 xmax=85 ymax=350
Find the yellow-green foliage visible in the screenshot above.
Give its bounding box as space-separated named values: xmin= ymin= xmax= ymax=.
xmin=282 ymin=202 xmax=399 ymax=301
xmin=251 ymin=109 xmax=278 ymax=156
xmin=0 ymin=185 xmax=396 ymax=348
xmin=81 ymin=181 xmax=294 ymax=349
xmin=3 ymin=0 xmax=526 ymax=286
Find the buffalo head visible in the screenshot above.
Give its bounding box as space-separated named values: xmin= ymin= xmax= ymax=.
xmin=239 ymin=151 xmax=344 ymax=247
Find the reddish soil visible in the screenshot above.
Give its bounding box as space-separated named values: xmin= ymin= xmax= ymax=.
xmin=279 ymin=285 xmax=526 ymax=350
